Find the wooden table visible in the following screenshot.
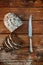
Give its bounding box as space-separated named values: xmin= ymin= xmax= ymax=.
xmin=0 ymin=0 xmax=43 ymax=65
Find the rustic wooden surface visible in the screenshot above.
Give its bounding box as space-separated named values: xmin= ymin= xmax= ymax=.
xmin=0 ymin=0 xmax=43 ymax=65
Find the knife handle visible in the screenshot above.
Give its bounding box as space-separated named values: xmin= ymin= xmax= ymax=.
xmin=30 ymin=38 xmax=33 ymax=53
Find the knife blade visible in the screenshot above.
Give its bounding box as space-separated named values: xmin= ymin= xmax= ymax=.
xmin=28 ymin=15 xmax=33 ymax=53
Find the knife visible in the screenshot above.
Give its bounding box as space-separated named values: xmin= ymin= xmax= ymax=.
xmin=28 ymin=15 xmax=33 ymax=53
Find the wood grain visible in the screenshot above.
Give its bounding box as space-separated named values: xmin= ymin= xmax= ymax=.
xmin=0 ymin=0 xmax=9 ymax=7
xmin=0 ymin=8 xmax=43 ymax=21
xmin=9 ymin=0 xmax=43 ymax=8
xmin=0 ymin=0 xmax=43 ymax=8
xmin=0 ymin=0 xmax=43 ymax=65
xmin=0 ymin=34 xmax=43 ymax=48
xmin=0 ymin=20 xmax=43 ymax=34
xmin=0 ymin=34 xmax=43 ymax=62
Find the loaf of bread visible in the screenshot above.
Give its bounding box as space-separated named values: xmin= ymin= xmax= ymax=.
xmin=2 ymin=34 xmax=23 ymax=52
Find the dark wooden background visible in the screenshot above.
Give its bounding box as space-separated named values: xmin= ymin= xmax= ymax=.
xmin=0 ymin=0 xmax=43 ymax=65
